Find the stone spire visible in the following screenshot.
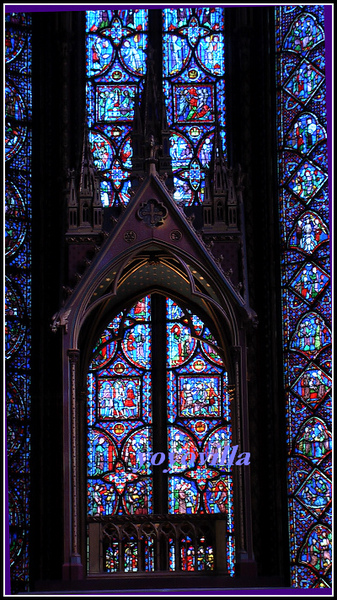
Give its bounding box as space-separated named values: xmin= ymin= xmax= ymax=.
xmin=203 ymin=118 xmax=238 ymax=231
xmin=131 ymin=45 xmax=173 ymax=187
xmin=66 ymin=122 xmax=102 ymax=233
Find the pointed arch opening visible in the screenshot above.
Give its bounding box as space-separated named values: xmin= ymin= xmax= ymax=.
xmin=85 ymin=292 xmax=236 ymax=575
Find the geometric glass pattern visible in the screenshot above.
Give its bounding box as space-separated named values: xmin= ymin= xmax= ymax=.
xmin=87 ymin=295 xmax=235 ymax=575
xmin=162 ymin=8 xmax=226 ymax=205
xmin=275 ymin=5 xmax=331 ymax=588
xmin=86 ymin=9 xmax=148 ymax=206
xmin=5 ymin=11 xmax=32 ymax=594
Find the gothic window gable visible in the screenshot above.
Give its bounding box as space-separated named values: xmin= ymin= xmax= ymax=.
xmin=54 ymin=151 xmax=256 ymax=581
xmin=55 ymin=170 xmax=255 ymax=349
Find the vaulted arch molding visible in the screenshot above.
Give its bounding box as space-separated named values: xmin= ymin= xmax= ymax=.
xmin=57 ymin=240 xmax=247 ymax=352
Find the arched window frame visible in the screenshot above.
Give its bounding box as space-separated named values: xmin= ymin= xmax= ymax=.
xmin=84 ymin=292 xmax=237 ymax=574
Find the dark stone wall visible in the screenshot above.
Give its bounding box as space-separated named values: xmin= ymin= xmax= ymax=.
xmin=30 ymin=11 xmax=86 ymax=584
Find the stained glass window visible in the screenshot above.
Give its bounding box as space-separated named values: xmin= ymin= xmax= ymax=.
xmin=87 ymin=295 xmax=235 ymax=575
xmin=162 ymin=8 xmax=226 ymax=206
xmin=166 ymin=298 xmax=235 ymax=574
xmin=275 ymin=6 xmax=331 ymax=588
xmin=5 ymin=11 xmax=32 ymax=594
xmin=86 ymin=8 xmax=226 ymax=208
xmin=87 ymin=297 xmax=153 ymax=519
xmin=86 ymin=9 xmax=148 ymax=207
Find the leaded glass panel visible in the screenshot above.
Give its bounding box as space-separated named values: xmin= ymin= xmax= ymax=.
xmin=87 ymin=296 xmax=153 ymax=518
xmin=166 ymin=298 xmax=235 ymax=575
xmin=5 ymin=11 xmax=32 ymax=594
xmin=275 ymin=5 xmax=331 ymax=588
xmin=162 ymin=8 xmax=226 ymax=206
xmin=87 ymin=294 xmax=235 ymax=575
xmin=86 ymin=9 xmax=148 ymax=206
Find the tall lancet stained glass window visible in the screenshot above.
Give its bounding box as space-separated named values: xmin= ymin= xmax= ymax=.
xmin=87 ymin=295 xmax=235 ymax=575
xmin=5 ymin=11 xmax=32 ymax=594
xmin=275 ymin=6 xmax=332 ymax=588
xmin=86 ymin=9 xmax=148 ymax=206
xmin=162 ymin=8 xmax=226 ymax=206
xmin=86 ymin=8 xmax=226 ymax=208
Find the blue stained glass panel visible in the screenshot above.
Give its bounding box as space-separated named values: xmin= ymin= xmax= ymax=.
xmin=88 ymin=294 xmax=235 ymax=575
xmin=86 ymin=9 xmax=148 ymax=206
xmin=5 ymin=12 xmax=32 ymax=593
xmin=166 ymin=298 xmax=235 ymax=575
xmin=276 ymin=5 xmax=331 ymax=588
xmin=87 ymin=296 xmax=153 ymax=518
xmin=162 ymin=8 xmax=226 ymax=205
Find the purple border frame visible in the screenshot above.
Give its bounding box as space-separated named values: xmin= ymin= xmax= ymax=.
xmin=4 ymin=3 xmax=333 ymax=597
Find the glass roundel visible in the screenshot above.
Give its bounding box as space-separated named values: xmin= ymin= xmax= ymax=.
xmin=87 ymin=294 xmax=235 ymax=575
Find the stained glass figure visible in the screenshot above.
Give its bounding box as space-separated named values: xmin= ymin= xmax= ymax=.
xmin=5 ymin=12 xmax=32 ymax=593
xmin=181 ymin=536 xmax=195 ymax=570
xmin=162 ymin=8 xmax=226 ymax=205
xmin=289 ymin=212 xmax=329 ymax=253
xmin=178 ymin=376 xmax=221 ymax=417
xmin=285 ymin=113 xmax=326 ymax=154
xmin=288 ymin=161 xmax=327 ymax=203
xmin=86 ymin=9 xmax=148 ymax=206
xmin=105 ymin=542 xmax=119 ymax=572
xmin=123 ymin=480 xmax=150 ymax=515
xmin=124 ymin=539 xmax=138 ymax=572
xmin=290 ymin=262 xmax=329 ymax=304
xmin=276 ymin=5 xmax=331 ymax=588
xmin=299 ymin=525 xmax=332 ymax=574
xmin=5 ymin=180 xmax=28 ymax=259
xmin=291 ymin=366 xmax=331 ymax=409
xmin=294 ymin=417 xmax=332 ymax=464
xmin=289 ymin=312 xmax=331 ymax=358
xmin=284 ymin=60 xmax=324 ymax=105
xmin=295 ymin=469 xmax=331 ymax=517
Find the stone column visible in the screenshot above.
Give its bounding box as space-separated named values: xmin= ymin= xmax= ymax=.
xmin=62 ymin=348 xmax=83 ymax=580
xmin=232 ymin=344 xmax=257 ymax=578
